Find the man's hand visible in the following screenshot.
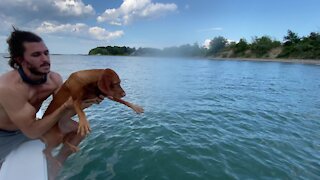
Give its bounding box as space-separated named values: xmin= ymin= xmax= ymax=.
xmin=81 ymin=95 xmax=104 ymax=109
xmin=63 ymin=95 xmax=105 ymax=111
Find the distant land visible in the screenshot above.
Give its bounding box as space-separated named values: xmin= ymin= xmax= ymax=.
xmin=88 ymin=30 xmax=320 ymax=63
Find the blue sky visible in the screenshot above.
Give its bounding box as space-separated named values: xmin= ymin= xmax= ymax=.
xmin=0 ymin=0 xmax=319 ymax=54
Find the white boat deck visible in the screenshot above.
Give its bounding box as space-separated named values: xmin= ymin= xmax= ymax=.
xmin=0 ymin=110 xmax=48 ymax=180
xmin=0 ymin=140 xmax=48 ymax=180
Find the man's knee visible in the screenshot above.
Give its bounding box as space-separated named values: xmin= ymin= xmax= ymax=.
xmin=59 ymin=119 xmax=78 ymax=134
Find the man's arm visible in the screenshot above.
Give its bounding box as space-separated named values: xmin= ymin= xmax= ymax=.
xmin=0 ymin=88 xmax=72 ymax=139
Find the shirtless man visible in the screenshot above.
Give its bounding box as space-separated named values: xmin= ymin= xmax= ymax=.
xmin=0 ymin=29 xmax=103 ymax=177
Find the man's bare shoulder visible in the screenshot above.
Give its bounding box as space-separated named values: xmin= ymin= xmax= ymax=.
xmin=0 ymin=70 xmax=19 ymax=88
xmin=0 ymin=71 xmax=22 ymax=95
xmin=48 ymin=71 xmax=64 ymax=95
xmin=0 ymin=70 xmax=16 ymax=80
xmin=48 ymin=71 xmax=63 ymax=86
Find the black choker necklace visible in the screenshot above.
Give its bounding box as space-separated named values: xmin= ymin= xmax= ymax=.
xmin=18 ymin=67 xmax=47 ymax=85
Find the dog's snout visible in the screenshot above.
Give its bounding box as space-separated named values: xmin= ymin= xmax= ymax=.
xmin=122 ymin=92 xmax=126 ymax=97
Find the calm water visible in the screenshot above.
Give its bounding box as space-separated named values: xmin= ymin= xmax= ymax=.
xmin=1 ymin=55 xmax=320 ymax=180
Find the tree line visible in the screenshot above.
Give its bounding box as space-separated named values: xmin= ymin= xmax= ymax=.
xmin=88 ymin=30 xmax=320 ymax=60
xmin=88 ymin=46 xmax=136 ymax=56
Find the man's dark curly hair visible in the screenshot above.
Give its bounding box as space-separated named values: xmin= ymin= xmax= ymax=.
xmin=6 ymin=27 xmax=43 ymax=69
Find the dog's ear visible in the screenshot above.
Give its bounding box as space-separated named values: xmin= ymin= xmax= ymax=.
xmin=97 ymin=69 xmax=113 ymax=95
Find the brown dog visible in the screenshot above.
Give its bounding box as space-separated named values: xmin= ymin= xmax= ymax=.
xmin=41 ymin=69 xmax=143 ymax=164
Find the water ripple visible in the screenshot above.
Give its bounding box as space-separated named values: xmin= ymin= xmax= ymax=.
xmin=17 ymin=55 xmax=320 ymax=180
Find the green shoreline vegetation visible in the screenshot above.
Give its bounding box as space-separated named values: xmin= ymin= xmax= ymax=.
xmin=88 ymin=30 xmax=320 ymax=62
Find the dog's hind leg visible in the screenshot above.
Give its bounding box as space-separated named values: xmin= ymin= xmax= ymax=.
xmin=43 ymin=146 xmax=62 ymax=167
xmin=59 ymin=118 xmax=81 ymax=152
xmin=55 ymin=128 xmax=85 ymax=165
xmin=63 ymin=132 xmax=80 ymax=152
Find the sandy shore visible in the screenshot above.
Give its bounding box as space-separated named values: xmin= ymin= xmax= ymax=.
xmin=210 ymin=57 xmax=320 ymax=65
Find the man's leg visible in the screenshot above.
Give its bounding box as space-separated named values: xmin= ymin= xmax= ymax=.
xmin=47 ymin=119 xmax=84 ymax=180
xmin=56 ymin=118 xmax=85 ymax=163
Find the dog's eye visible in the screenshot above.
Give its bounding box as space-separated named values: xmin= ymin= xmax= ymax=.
xmin=110 ymin=82 xmax=119 ymax=89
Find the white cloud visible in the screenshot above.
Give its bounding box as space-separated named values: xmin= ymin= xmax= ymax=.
xmin=198 ymin=27 xmax=223 ymax=32
xmin=53 ymin=0 xmax=94 ymax=16
xmin=203 ymin=38 xmax=237 ymax=49
xmin=97 ymin=0 xmax=177 ymax=25
xmin=36 ymin=21 xmax=87 ymax=33
xmin=36 ymin=21 xmax=124 ymax=41
xmin=227 ymin=39 xmax=237 ymax=44
xmin=0 ymin=14 xmax=16 ymax=32
xmin=203 ymin=39 xmax=211 ymax=49
xmin=0 ymin=0 xmax=95 ymax=25
xmin=89 ymin=27 xmax=124 ymax=40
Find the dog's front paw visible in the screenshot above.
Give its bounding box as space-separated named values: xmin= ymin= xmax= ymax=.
xmin=132 ymin=104 xmax=144 ymax=114
xmin=77 ymin=120 xmax=91 ymax=136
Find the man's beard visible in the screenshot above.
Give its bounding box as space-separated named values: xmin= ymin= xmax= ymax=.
xmin=28 ymin=63 xmax=50 ymax=76
xmin=29 ymin=67 xmax=48 ymax=76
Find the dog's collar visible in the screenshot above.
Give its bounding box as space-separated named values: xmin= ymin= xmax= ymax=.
xmin=18 ymin=67 xmax=47 ymax=85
